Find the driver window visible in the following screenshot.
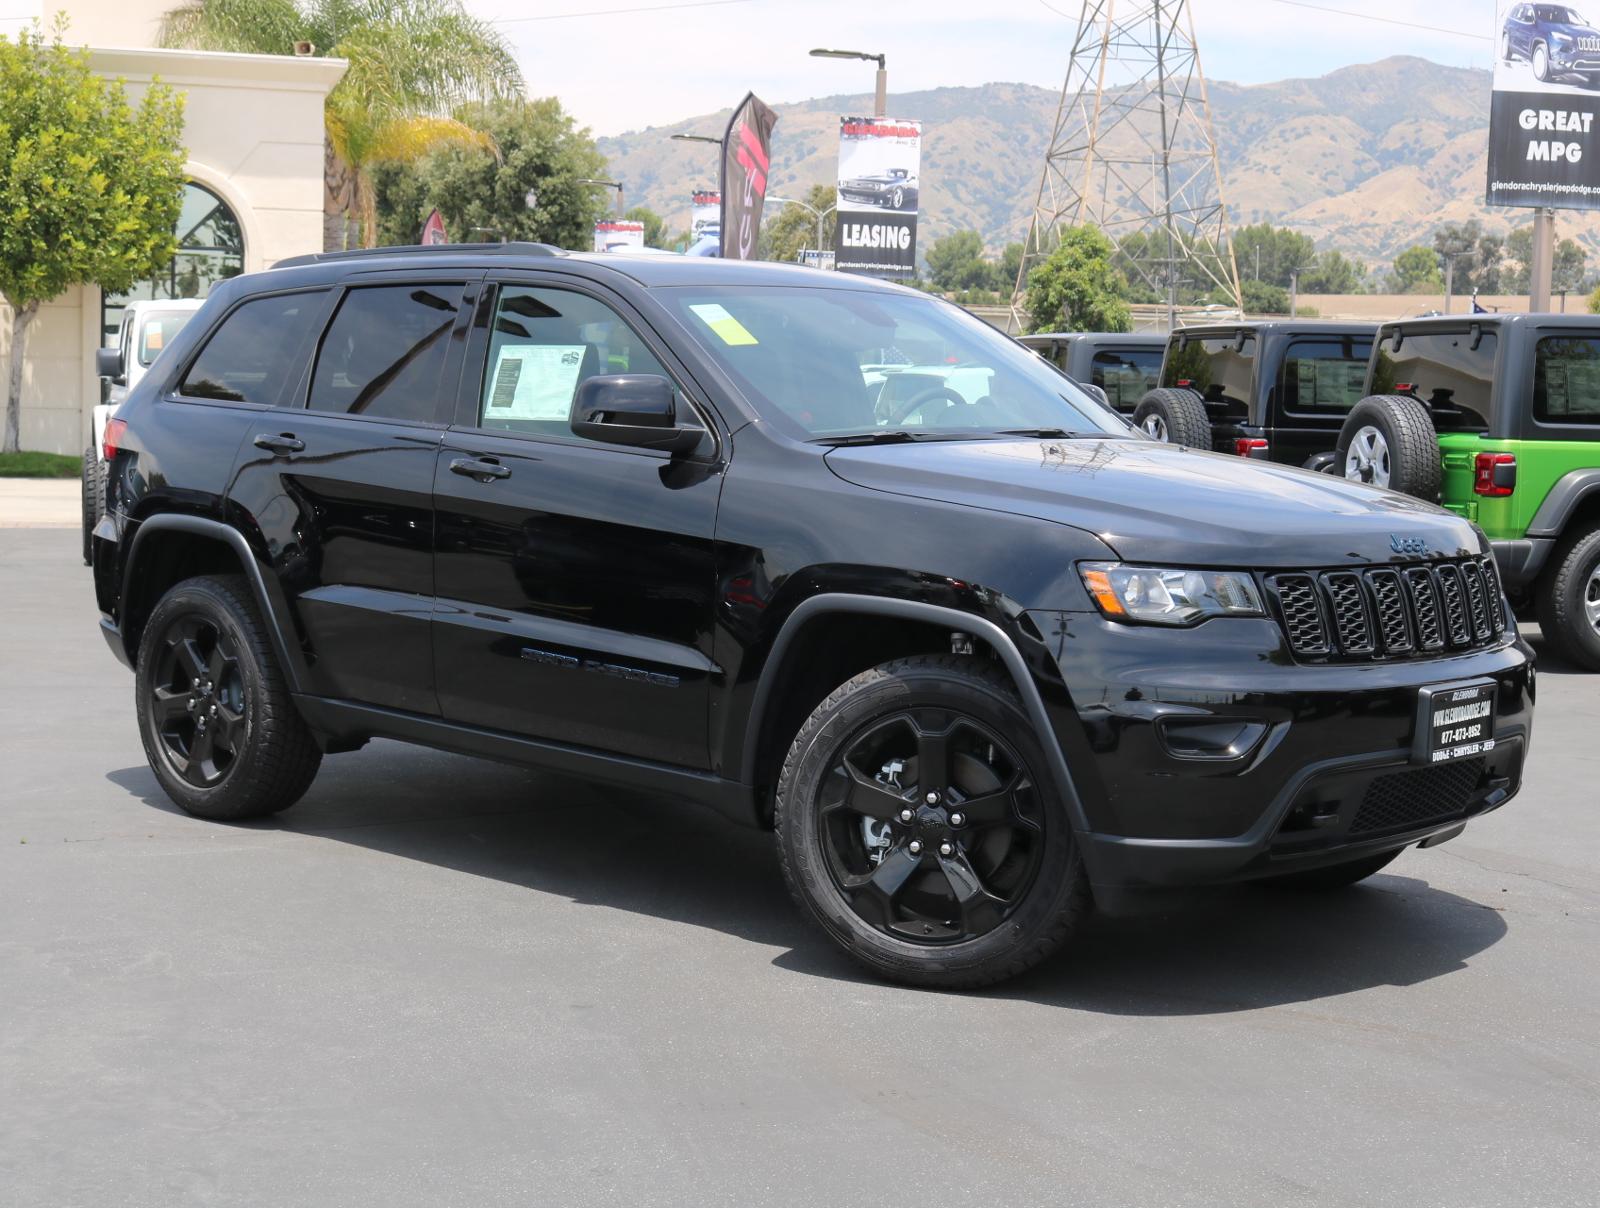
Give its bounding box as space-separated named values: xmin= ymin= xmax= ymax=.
xmin=476 ymin=286 xmax=685 ymax=442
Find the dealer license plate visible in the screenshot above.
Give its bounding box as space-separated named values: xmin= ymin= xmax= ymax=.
xmin=1414 ymin=679 xmax=1497 ymax=765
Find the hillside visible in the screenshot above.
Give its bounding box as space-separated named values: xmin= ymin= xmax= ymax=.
xmin=595 ymin=56 xmax=1600 ymax=265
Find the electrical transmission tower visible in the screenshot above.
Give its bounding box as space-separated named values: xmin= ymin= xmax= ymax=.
xmin=1013 ymin=0 xmax=1242 ymax=330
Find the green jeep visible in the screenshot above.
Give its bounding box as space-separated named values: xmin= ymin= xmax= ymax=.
xmin=1334 ymin=313 xmax=1600 ymax=669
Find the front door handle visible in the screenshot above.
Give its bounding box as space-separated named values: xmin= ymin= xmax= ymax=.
xmin=449 ymin=456 xmax=512 ymax=481
xmin=254 ymin=433 xmax=304 ymax=454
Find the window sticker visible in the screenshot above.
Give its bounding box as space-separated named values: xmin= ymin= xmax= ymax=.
xmin=688 ymin=302 xmax=759 ymax=346
xmin=485 ymin=344 xmax=587 ymax=421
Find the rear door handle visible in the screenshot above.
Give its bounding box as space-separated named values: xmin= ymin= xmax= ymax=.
xmin=254 ymin=433 xmax=304 ymax=454
xmin=449 ymin=456 xmax=511 ymax=481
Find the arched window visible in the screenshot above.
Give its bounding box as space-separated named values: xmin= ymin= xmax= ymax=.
xmin=101 ymin=181 xmax=245 ymax=347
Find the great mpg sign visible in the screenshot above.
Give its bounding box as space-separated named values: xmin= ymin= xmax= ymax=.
xmin=1487 ymin=2 xmax=1600 ymax=209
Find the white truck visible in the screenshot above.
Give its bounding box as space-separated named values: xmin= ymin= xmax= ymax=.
xmin=83 ymin=299 xmax=204 ymax=562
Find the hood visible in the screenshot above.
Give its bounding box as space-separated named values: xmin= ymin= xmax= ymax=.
xmin=824 ymin=437 xmax=1484 ymax=569
xmin=1547 ymin=20 xmax=1600 ymax=35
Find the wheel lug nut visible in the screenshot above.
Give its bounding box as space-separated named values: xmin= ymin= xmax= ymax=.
xmin=950 ymin=812 xmax=965 ymax=827
xmin=908 ymin=840 xmax=923 ymax=854
xmin=899 ymin=808 xmax=914 ymax=823
xmin=939 ymin=842 xmax=954 ymax=857
xmin=925 ymin=791 xmax=939 ymax=804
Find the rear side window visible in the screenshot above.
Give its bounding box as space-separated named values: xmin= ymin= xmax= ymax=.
xmin=179 ymin=291 xmax=326 ymax=405
xmin=1369 ymin=329 xmax=1495 ymax=429
xmin=1534 ymin=336 xmax=1600 ymax=424
xmin=1161 ymin=335 xmax=1255 ymax=409
xmin=309 ymin=284 xmax=463 ymax=422
xmin=1091 ymin=348 xmax=1162 ymax=410
xmin=1279 ymin=337 xmax=1373 ymax=414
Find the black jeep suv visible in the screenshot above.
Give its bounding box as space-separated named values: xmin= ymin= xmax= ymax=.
xmin=91 ymin=245 xmax=1534 ymax=988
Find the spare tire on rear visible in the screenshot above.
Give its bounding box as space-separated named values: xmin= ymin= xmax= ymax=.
xmin=1133 ymin=387 xmax=1211 ymax=448
xmin=1336 ymin=394 xmax=1440 ymax=501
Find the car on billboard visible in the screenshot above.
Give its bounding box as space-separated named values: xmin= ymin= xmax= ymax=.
xmin=838 ymin=167 xmax=919 ymax=213
xmin=1501 ymin=3 xmax=1600 ymax=86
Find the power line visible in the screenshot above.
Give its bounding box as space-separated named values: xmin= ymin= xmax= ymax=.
xmin=1034 ymin=0 xmax=1490 ymax=43
xmin=491 ymin=0 xmax=757 ymax=25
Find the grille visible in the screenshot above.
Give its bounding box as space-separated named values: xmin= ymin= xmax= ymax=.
xmin=1349 ymin=759 xmax=1486 ymax=835
xmin=1268 ymin=557 xmax=1506 ymax=662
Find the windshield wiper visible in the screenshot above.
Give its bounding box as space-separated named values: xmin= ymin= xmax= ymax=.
xmin=995 ymin=427 xmax=1092 ymax=439
xmin=812 ymin=430 xmax=991 ymax=446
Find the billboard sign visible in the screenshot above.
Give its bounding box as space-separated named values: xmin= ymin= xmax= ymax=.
xmin=691 ymin=190 xmax=721 ymax=239
xmin=833 ymin=117 xmax=921 ymax=278
xmin=593 ymin=219 xmax=646 ymax=252
xmin=720 ymin=93 xmax=779 ymax=260
xmin=1487 ymin=1 xmax=1600 ymax=209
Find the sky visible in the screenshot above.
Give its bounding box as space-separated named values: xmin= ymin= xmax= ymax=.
xmin=1 ymin=0 xmax=1503 ymax=136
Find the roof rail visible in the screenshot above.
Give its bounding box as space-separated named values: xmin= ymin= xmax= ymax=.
xmin=272 ymin=242 xmax=565 ymax=270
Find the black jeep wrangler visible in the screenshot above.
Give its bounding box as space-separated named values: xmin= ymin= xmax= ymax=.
xmin=1016 ymin=331 xmax=1166 ymax=412
xmin=1135 ymin=320 xmax=1376 ymax=467
xmin=90 ymin=245 xmax=1533 ymax=988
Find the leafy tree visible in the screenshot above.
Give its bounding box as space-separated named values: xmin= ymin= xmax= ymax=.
xmin=1232 ymin=222 xmax=1317 ymax=288
xmin=1241 ymin=279 xmax=1290 ymax=315
xmin=1501 ymin=227 xmax=1587 ymax=297
xmin=372 ymin=98 xmax=610 ymax=249
xmin=1554 ymin=237 xmax=1587 ymax=296
xmin=1 ymin=29 xmax=186 ymax=453
xmin=1587 ymin=284 xmax=1600 ymax=314
xmin=926 ymin=230 xmax=990 ymax=292
xmin=997 ymin=241 xmax=1024 ymax=294
xmin=1024 ymin=225 xmax=1131 ymax=334
xmin=761 ymin=183 xmax=835 ymax=263
xmin=1391 ymin=245 xmax=1444 ymax=294
xmin=625 ymin=205 xmax=668 ymax=250
xmin=1299 ymin=249 xmax=1366 ymax=295
xmin=159 ymin=0 xmax=523 ymax=246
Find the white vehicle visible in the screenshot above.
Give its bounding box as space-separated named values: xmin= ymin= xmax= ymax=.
xmin=83 ymin=300 xmax=204 ymax=563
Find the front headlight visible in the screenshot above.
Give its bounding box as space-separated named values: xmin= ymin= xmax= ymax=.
xmin=1553 ymin=30 xmax=1576 ymax=45
xmin=1079 ymin=562 xmax=1265 ymax=626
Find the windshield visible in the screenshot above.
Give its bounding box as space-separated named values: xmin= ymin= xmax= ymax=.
xmin=1537 ymin=5 xmax=1585 ymax=21
xmin=663 ymin=285 xmax=1131 ymax=441
xmin=137 ymin=309 xmax=199 ymax=367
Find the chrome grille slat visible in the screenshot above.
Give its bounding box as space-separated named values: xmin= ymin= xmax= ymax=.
xmin=1270 ymin=557 xmax=1507 ymax=662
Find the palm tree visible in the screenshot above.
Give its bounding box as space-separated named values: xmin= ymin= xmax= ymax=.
xmin=159 ymin=0 xmax=523 ymax=246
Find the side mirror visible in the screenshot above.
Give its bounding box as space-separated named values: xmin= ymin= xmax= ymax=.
xmin=96 ymin=347 xmax=125 ymax=384
xmin=571 ymin=374 xmax=703 ymax=454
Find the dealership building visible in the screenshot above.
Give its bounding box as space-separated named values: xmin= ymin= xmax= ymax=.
xmin=0 ymin=0 xmax=345 ymax=455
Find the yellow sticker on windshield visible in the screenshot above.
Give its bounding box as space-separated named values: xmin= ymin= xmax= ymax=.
xmin=688 ymin=302 xmax=758 ymax=346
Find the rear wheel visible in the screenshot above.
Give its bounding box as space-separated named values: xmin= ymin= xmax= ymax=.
xmin=1336 ymin=394 xmax=1439 ymax=501
xmin=1536 ymin=526 xmax=1600 ymax=671
xmin=136 ymin=575 xmax=322 ymax=820
xmin=1133 ymin=387 xmax=1211 ymax=448
xmin=1260 ymin=848 xmax=1402 ymax=890
xmin=775 ymin=655 xmax=1090 ymax=988
xmin=80 ymin=447 xmax=103 ymax=566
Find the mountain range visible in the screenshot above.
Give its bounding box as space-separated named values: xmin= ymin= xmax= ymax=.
xmin=595 ymin=56 xmax=1600 ymax=267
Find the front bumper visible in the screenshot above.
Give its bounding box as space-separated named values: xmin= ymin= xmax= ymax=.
xmin=1027 ymin=611 xmax=1534 ymax=899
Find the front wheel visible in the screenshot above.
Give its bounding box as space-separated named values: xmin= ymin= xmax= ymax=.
xmin=1536 ymin=526 xmax=1600 ymax=671
xmin=775 ymin=655 xmax=1090 ymax=988
xmin=1534 ymin=40 xmax=1550 ymax=81
xmin=135 ymin=575 xmax=322 ymax=820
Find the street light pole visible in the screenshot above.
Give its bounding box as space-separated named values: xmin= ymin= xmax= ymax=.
xmin=809 ymin=48 xmax=888 ymax=118
xmin=578 ymin=178 xmax=624 ymax=216
xmin=768 ymin=196 xmax=837 ymax=261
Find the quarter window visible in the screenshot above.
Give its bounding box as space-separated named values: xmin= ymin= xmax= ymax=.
xmin=1534 ymin=336 xmax=1600 ymax=424
xmin=476 ymin=286 xmax=680 ymax=440
xmin=1280 ymin=337 xmax=1373 ymax=414
xmin=179 ymin=291 xmax=326 ymax=405
xmin=1161 ymin=334 xmax=1255 ymax=410
xmin=1090 ymin=348 xmax=1162 ymax=410
xmin=1369 ymin=329 xmax=1495 ymax=430
xmin=309 ymin=285 xmax=462 ymax=422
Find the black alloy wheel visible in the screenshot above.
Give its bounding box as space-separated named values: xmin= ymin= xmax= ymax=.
xmin=147 ymin=613 xmax=248 ymax=788
xmin=816 ymin=710 xmax=1044 ymax=944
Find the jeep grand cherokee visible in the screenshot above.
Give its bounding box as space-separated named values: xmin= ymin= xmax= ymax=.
xmin=90 ymin=244 xmax=1534 ymax=988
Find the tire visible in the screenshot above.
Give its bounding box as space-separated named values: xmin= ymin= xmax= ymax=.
xmin=80 ymin=447 xmax=103 ymax=567
xmin=1534 ymin=41 xmax=1550 ymax=82
xmin=1336 ymin=394 xmax=1439 ymax=501
xmin=1260 ymin=848 xmax=1402 ymax=890
xmin=135 ymin=574 xmax=322 ymax=820
xmin=775 ymin=654 xmax=1091 ymax=989
xmin=1132 ymin=387 xmax=1211 ymax=448
xmin=1502 ymin=32 xmax=1513 ymax=62
xmin=1536 ymin=525 xmax=1600 ymax=671
xmin=890 ymin=186 xmax=904 ymax=210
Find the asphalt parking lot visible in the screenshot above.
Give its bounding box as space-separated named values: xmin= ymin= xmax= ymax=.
xmin=2 ymin=524 xmax=1597 ymax=1208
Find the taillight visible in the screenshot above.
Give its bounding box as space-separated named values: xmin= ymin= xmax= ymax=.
xmin=1474 ymin=451 xmax=1516 ymax=497
xmin=102 ymin=418 xmax=128 ymax=464
xmin=1176 ymin=378 xmax=1193 ymax=388
xmin=1234 ymin=437 xmax=1269 ymax=459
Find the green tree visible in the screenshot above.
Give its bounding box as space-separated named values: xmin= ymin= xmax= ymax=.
xmin=761 ymin=183 xmax=835 ymax=263
xmin=925 ymin=229 xmax=989 ymax=292
xmin=372 ymin=98 xmax=609 ymax=249
xmin=1501 ymin=228 xmax=1587 ymax=297
xmin=625 ymin=205 xmax=668 ymax=249
xmin=1 ymin=28 xmax=187 ymax=453
xmin=1391 ymin=245 xmax=1444 ymax=294
xmin=1554 ymin=237 xmax=1587 ymax=297
xmin=1232 ymin=222 xmax=1317 ymax=288
xmin=996 ymin=242 xmax=1024 ymax=294
xmin=1299 ymin=249 xmax=1366 ymax=294
xmin=1241 ymin=279 xmax=1290 ymax=315
xmin=1024 ymin=226 xmax=1131 ymax=334
xmin=159 ymin=0 xmax=522 ymax=247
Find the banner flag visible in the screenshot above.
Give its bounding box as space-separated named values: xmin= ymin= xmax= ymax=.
xmin=720 ymin=93 xmax=779 ymax=260
xmin=421 ymin=209 xmax=449 ymax=245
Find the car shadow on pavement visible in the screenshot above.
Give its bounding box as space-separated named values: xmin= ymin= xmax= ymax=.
xmin=110 ymin=737 xmax=1510 ymax=1014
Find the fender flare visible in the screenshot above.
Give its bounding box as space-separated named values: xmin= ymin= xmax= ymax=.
xmin=122 ymin=514 xmax=308 ymax=694
xmin=740 ymin=593 xmax=1092 ymax=836
xmin=1527 ymin=467 xmax=1600 ymax=539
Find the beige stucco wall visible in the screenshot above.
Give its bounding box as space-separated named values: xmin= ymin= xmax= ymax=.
xmin=1 ymin=40 xmax=344 ymax=454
